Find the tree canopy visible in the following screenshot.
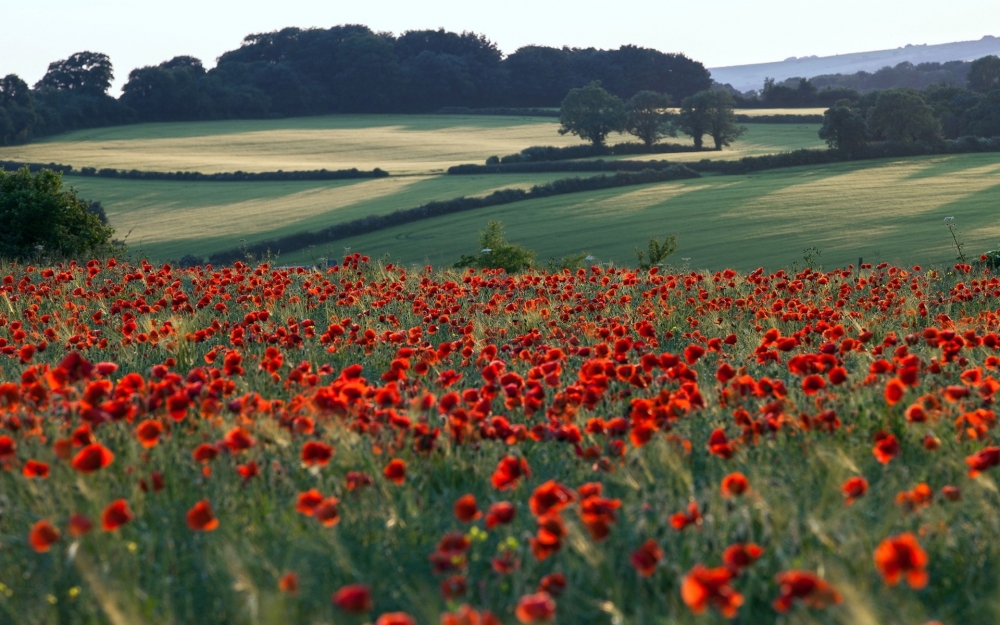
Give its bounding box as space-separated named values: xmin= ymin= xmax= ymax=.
xmin=867 ymin=89 xmax=941 ymax=143
xmin=0 ymin=168 xmax=114 ymax=260
xmin=625 ymin=91 xmax=674 ymax=148
xmin=558 ymin=82 xmax=627 ymax=147
xmin=819 ymin=100 xmax=869 ymax=155
xmin=678 ymin=90 xmax=744 ymax=149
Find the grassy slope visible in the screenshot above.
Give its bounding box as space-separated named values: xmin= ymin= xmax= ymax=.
xmin=278 ymin=154 xmax=1000 ymax=270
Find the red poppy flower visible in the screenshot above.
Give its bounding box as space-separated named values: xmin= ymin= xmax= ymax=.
xmin=515 ymin=591 xmax=556 ymax=624
xmin=872 ymin=432 xmax=900 ymax=464
xmin=101 ymin=499 xmax=134 ymax=532
xmin=492 ymin=549 xmax=520 ymax=574
xmin=942 ymin=485 xmax=962 ymax=501
xmin=278 ymin=572 xmax=298 ymax=595
xmin=375 ymin=613 xmax=416 ymax=625
xmin=440 ymin=575 xmax=467 ymax=600
xmin=722 ymin=543 xmax=764 ymax=574
xmin=192 ymin=443 xmax=220 ymax=463
xmin=530 ymin=513 xmax=566 ymax=561
xmin=802 ymin=375 xmax=826 ymax=395
xmin=630 ymin=539 xmax=663 ymax=576
xmin=454 ymin=494 xmax=482 ymax=522
xmin=72 ymin=443 xmax=114 ymax=473
xmin=529 ymin=480 xmax=576 ymax=516
xmin=0 ymin=435 xmax=15 ymax=459
xmin=223 ymin=427 xmax=255 ymax=452
xmin=874 ymin=533 xmax=929 ymax=588
xmin=332 ymin=583 xmax=373 ymax=612
xmin=681 ymin=565 xmax=743 ymax=617
xmin=68 ymin=513 xmax=93 ymax=537
xmin=314 ymin=497 xmax=341 ymax=527
xmin=346 ymin=471 xmax=374 ymax=491
xmin=442 ymin=605 xmax=500 ymax=625
xmin=895 ymin=483 xmax=934 ymax=512
xmin=884 ymin=378 xmax=906 ymax=405
xmin=383 ymin=458 xmax=406 ymax=485
xmin=296 ymin=489 xmax=324 ymax=515
xmin=135 ymin=419 xmax=164 ymax=449
xmin=485 ymin=502 xmax=516 ymax=529
xmin=22 ymin=459 xmax=50 ymax=479
xmin=772 ymin=570 xmax=843 ymax=612
xmin=707 ymin=428 xmax=734 ymax=460
xmin=670 ymin=501 xmax=701 ymax=530
xmin=186 ymin=500 xmax=219 ymax=531
xmin=720 ymin=472 xmax=750 ymax=498
xmin=840 ymin=476 xmax=868 ymax=506
xmin=966 ymin=446 xmax=1000 ymax=477
xmin=538 ymin=572 xmax=567 ymax=596
xmin=301 ymin=441 xmax=334 ymax=466
xmin=29 ymin=520 xmax=60 ymax=552
xmin=491 ymin=456 xmax=530 ymax=491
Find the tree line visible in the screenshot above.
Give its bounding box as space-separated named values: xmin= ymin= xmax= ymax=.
xmin=0 ymin=25 xmax=712 ymax=145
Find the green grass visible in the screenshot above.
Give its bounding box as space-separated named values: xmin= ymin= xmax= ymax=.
xmin=276 ymin=153 xmax=1000 ymax=270
xmin=66 ymin=173 xmax=570 ymax=260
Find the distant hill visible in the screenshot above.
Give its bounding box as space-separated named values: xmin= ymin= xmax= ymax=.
xmin=711 ymin=35 xmax=1000 ymax=93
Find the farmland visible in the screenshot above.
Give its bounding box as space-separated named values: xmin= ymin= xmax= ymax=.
xmin=2 ymin=257 xmax=1000 ymax=624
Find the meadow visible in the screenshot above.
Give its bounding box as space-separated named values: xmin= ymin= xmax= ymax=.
xmin=2 ymin=256 xmax=1000 ymax=625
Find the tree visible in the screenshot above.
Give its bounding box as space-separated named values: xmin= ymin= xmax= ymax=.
xmin=454 ymin=221 xmax=534 ymax=273
xmin=625 ymin=91 xmax=674 ymax=148
xmin=867 ymin=89 xmax=941 ymax=143
xmin=819 ymin=100 xmax=869 ymax=155
xmin=35 ymin=52 xmax=114 ymax=96
xmin=680 ymin=90 xmax=745 ymax=149
xmin=968 ymin=55 xmax=1000 ymax=94
xmin=704 ymin=90 xmax=746 ymax=149
xmin=558 ymin=81 xmax=627 ymax=148
xmin=0 ymin=168 xmax=114 ymax=260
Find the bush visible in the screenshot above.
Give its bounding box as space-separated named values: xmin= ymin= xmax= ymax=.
xmin=635 ymin=235 xmax=677 ymax=270
xmin=449 ymin=159 xmax=695 ymax=175
xmin=2 ymin=160 xmax=388 ymax=182
xmin=454 ymin=221 xmax=535 ymax=273
xmin=495 ymin=141 xmax=707 ymax=165
xmin=0 ymin=167 xmax=114 ymax=260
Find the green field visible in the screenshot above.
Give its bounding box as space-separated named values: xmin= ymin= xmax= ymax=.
xmin=0 ymin=114 xmax=823 ymax=174
xmin=277 ymin=153 xmax=1000 ymax=271
xmin=4 ymin=114 xmax=998 ymax=270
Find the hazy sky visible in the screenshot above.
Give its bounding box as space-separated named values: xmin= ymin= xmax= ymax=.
xmin=3 ymin=0 xmax=999 ymax=94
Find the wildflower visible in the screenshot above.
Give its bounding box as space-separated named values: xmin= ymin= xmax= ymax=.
xmin=942 ymin=485 xmax=961 ymax=501
xmin=681 ymin=565 xmax=743 ymax=617
xmin=773 ymin=570 xmax=843 ymax=612
xmin=29 ymin=520 xmax=60 ymax=552
xmin=538 ymin=572 xmax=566 ymax=596
xmin=454 ymin=494 xmax=482 ymax=522
xmin=296 ymin=489 xmax=324 ymax=516
xmin=71 ymin=443 xmax=114 ymax=473
xmin=966 ymin=446 xmax=1000 ymax=477
xmin=491 ymin=456 xmax=530 ymax=491
xmin=300 ymin=441 xmax=334 ymax=466
xmin=278 ymin=572 xmax=298 ymax=595
xmin=68 ymin=513 xmax=93 ymax=537
xmin=485 ymin=502 xmax=516 ymax=529
xmin=841 ymin=476 xmax=868 ymax=506
xmin=376 ymin=613 xmax=416 ymax=625
xmin=22 ymin=459 xmax=50 ymax=479
xmin=515 ymin=591 xmax=556 ymax=623
xmin=135 ymin=419 xmax=164 ymax=448
xmin=314 ymin=497 xmax=341 ymax=527
xmin=223 ymin=427 xmax=255 ymax=452
xmin=874 ymin=533 xmax=929 ymax=589
xmin=722 ymin=543 xmax=764 ymax=574
xmin=383 ymin=459 xmax=406 ymax=484
xmin=529 ymin=480 xmax=576 ymax=516
xmin=670 ymin=501 xmax=702 ymax=530
xmin=872 ymin=432 xmax=900 ymax=464
xmin=346 ymin=471 xmax=374 ymax=491
xmin=332 ymin=583 xmax=373 ymax=612
xmin=101 ymin=499 xmax=134 ymax=532
xmin=186 ymin=500 xmax=219 ymax=531
xmin=630 ymin=539 xmax=663 ymax=576
xmin=721 ymin=472 xmax=750 ymax=497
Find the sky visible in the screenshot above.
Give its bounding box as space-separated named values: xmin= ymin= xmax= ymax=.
xmin=3 ymin=0 xmax=1000 ymax=94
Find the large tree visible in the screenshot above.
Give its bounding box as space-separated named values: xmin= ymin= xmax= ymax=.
xmin=35 ymin=52 xmax=114 ymax=96
xmin=968 ymin=55 xmax=1000 ymax=94
xmin=819 ymin=100 xmax=869 ymax=155
xmin=558 ymin=81 xmax=627 ymax=148
xmin=625 ymin=91 xmax=674 ymax=148
xmin=0 ymin=168 xmax=114 ymax=260
xmin=679 ymin=90 xmax=744 ymax=149
xmin=867 ymin=89 xmax=941 ymax=143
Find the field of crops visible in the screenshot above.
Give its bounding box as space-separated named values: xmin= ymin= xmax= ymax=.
xmin=2 ymin=256 xmax=1000 ymax=625
xmin=278 ymin=153 xmax=1000 ymax=271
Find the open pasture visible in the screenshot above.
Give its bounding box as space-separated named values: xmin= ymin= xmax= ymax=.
xmin=0 ymin=115 xmax=823 ymax=175
xmin=278 ymin=153 xmax=1000 ymax=270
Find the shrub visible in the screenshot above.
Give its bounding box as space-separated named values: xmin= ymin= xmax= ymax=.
xmin=0 ymin=167 xmax=114 ymax=260
xmin=635 ymin=235 xmax=677 ymax=270
xmin=454 ymin=221 xmax=534 ymax=273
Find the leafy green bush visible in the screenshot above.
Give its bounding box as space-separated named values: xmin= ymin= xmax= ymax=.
xmin=0 ymin=167 xmax=114 ymax=260
xmin=635 ymin=235 xmax=677 ymax=270
xmin=454 ymin=221 xmax=535 ymax=273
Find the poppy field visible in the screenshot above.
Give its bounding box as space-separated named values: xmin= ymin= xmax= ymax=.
xmin=2 ymin=255 xmax=1000 ymax=625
